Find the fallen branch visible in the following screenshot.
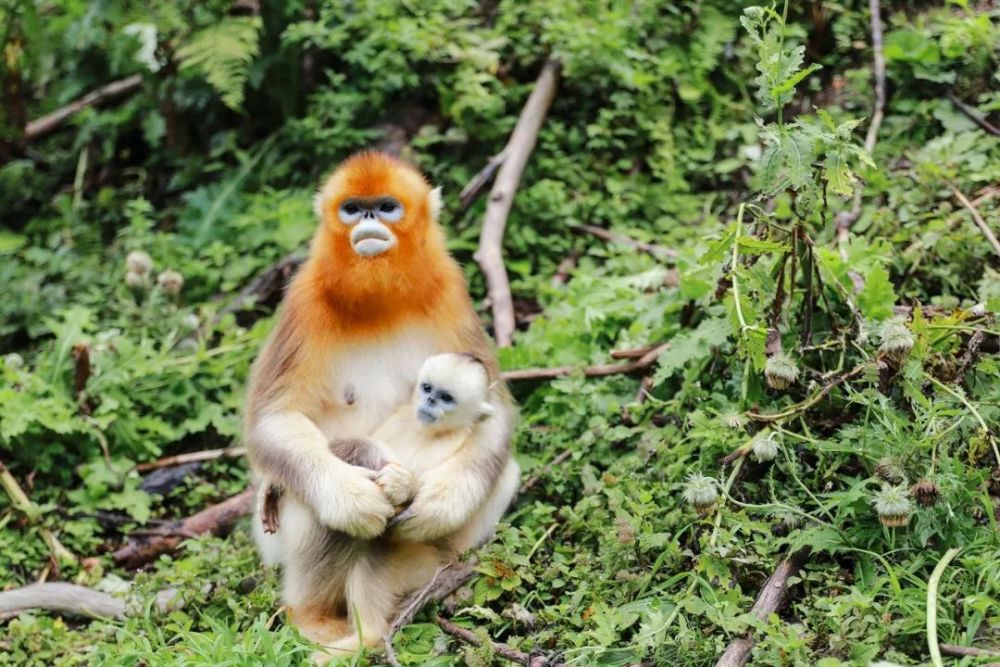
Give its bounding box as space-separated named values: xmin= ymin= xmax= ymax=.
xmin=0 ymin=459 xmax=75 ymax=567
xmin=552 ymin=249 xmax=581 ymax=286
xmin=836 ymin=0 xmax=886 ymax=254
xmin=501 ymin=343 xmax=666 ymax=383
xmin=460 ymin=149 xmax=509 ymax=211
xmin=24 ymin=74 xmax=144 ymax=142
xmin=134 ymin=446 xmax=247 ymax=474
xmin=0 ymin=582 xmax=184 ymax=621
xmin=950 ymin=184 xmax=1000 ymax=259
xmin=715 ymin=549 xmax=810 ymax=667
xmin=939 ymin=643 xmax=1000 ymax=659
xmin=571 ymin=224 xmax=677 ymax=259
xmin=112 ymin=487 xmax=254 ymax=569
xmin=519 ymin=449 xmax=573 ymax=495
xmin=383 ymin=561 xmax=476 ymax=667
xmin=946 ymin=92 xmax=1000 ymax=137
xmin=436 ymin=615 xmax=565 ymax=667
xmin=475 ymin=59 xmax=561 ymax=348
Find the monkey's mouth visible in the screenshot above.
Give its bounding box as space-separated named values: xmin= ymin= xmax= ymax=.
xmin=351 ymin=227 xmax=396 ymax=257
xmin=417 ymin=406 xmax=438 ymax=424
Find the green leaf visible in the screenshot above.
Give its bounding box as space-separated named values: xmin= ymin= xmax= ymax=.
xmin=736 ymin=237 xmax=790 ymax=254
xmin=177 ymin=17 xmax=262 ymax=110
xmin=857 ymin=264 xmax=897 ymax=321
xmin=651 ymin=317 xmax=731 ymax=385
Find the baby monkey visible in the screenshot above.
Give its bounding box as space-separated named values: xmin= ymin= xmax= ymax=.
xmin=260 ymin=352 xmax=499 ymax=538
xmin=257 ymin=352 xmax=509 ymax=653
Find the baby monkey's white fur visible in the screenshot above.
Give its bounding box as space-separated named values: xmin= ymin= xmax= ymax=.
xmin=254 ymin=353 xmax=518 ymax=656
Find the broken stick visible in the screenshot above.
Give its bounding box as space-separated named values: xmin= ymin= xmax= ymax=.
xmin=25 ymin=74 xmax=144 ymax=142
xmin=501 ymin=343 xmax=666 ymax=382
xmin=134 ymin=446 xmax=247 ymax=474
xmin=112 ymin=487 xmax=254 ymax=569
xmin=715 ymin=549 xmax=810 ymax=667
xmin=475 ymin=59 xmax=561 ymax=348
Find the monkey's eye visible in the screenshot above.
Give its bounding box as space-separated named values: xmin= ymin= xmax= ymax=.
xmin=421 ymin=383 xmax=432 ymax=394
xmin=343 ymin=203 xmax=359 ymax=215
xmin=439 ymin=392 xmax=454 ymax=404
xmin=379 ymin=202 xmax=397 ymax=214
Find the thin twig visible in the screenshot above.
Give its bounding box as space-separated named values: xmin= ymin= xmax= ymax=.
xmin=946 ymin=92 xmax=1000 ymax=137
xmin=460 ymin=149 xmax=509 ymax=211
xmin=746 ymin=362 xmax=867 ymax=423
xmin=501 ymin=343 xmax=667 ymax=382
xmin=24 ymin=74 xmax=143 ymax=141
xmin=436 ymin=615 xmax=566 ymax=667
xmin=0 ymin=460 xmax=75 ymax=566
xmin=571 ymin=224 xmax=677 ymax=259
xmin=133 ymin=447 xmax=247 ymax=473
xmin=836 ymin=0 xmax=886 ymax=255
xmin=715 ymin=549 xmax=811 ymax=667
xmin=475 ymin=60 xmax=561 ymax=348
xmin=950 ymin=184 xmax=1000 ymax=259
xmin=519 ymin=449 xmax=573 ymax=494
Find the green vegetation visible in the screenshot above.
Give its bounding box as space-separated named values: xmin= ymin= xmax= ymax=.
xmin=1 ymin=0 xmax=998 ymax=665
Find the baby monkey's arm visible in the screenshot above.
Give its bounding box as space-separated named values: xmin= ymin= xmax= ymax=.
xmin=259 ymin=438 xmax=415 ymax=533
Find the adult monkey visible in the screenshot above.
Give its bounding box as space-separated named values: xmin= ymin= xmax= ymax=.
xmin=243 ymin=151 xmax=518 ymax=647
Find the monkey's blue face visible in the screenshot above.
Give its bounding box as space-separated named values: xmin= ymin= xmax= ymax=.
xmin=416 ymin=381 xmax=456 ymax=424
xmin=338 ymin=196 xmax=405 ymax=257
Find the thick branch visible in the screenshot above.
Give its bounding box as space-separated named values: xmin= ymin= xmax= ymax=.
xmin=25 ymin=74 xmax=144 ymax=141
xmin=939 ymin=643 xmax=1000 ymax=659
xmin=502 ymin=343 xmax=666 ymax=382
xmin=571 ymin=224 xmax=677 ymax=259
xmin=112 ymin=488 xmax=254 ymax=569
xmin=0 ymin=582 xmax=184 ymax=621
xmin=715 ymin=549 xmax=810 ymax=667
xmin=134 ymin=447 xmax=246 ymax=474
xmin=475 ymin=60 xmax=561 ymax=348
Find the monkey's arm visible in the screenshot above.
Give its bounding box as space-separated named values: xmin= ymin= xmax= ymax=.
xmin=246 ymin=411 xmax=395 ymax=538
xmin=391 ymin=416 xmax=512 ymax=542
xmin=329 ymin=437 xmax=417 ymax=506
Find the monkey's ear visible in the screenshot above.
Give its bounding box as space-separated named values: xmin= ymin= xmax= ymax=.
xmin=428 ymin=186 xmax=444 ymax=222
xmin=313 ymin=189 xmax=327 ymax=219
xmin=479 ymin=401 xmax=496 ymax=419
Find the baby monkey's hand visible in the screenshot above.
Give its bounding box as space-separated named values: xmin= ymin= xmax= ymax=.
xmin=375 ymin=462 xmax=416 ymax=508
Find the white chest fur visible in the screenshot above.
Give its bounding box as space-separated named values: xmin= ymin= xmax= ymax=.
xmin=313 ymin=325 xmax=442 ymax=440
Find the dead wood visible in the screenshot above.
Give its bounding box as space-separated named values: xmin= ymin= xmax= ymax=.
xmin=460 ymin=149 xmax=509 ymax=211
xmin=946 ymin=92 xmax=1000 ymax=137
xmin=501 ymin=343 xmax=666 ymax=382
xmin=571 ymin=224 xmax=677 ymax=259
xmin=939 ymin=643 xmax=1000 ymax=659
xmin=134 ymin=446 xmax=246 ymax=473
xmin=25 ymin=74 xmax=143 ymax=142
xmin=435 ymin=615 xmax=567 ymax=667
xmin=112 ymin=487 xmax=254 ymax=569
xmin=715 ymin=549 xmax=810 ymax=667
xmin=475 ymin=60 xmax=561 ymax=348
xmin=0 ymin=582 xmax=187 ymax=621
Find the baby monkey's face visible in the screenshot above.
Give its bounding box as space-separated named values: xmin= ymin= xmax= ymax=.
xmin=414 ymin=353 xmax=495 ymax=429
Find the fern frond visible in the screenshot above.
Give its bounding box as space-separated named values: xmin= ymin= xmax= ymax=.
xmin=177 ymin=17 xmax=261 ymax=111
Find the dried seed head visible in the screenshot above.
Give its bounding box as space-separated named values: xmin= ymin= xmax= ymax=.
xmin=615 ymin=517 xmax=636 ymax=544
xmin=873 ymin=485 xmax=914 ymax=528
xmin=157 ymin=269 xmax=184 ymax=296
xmin=683 ymin=473 xmax=719 ymax=516
xmin=910 ymin=479 xmax=939 ymax=507
xmin=720 ymin=412 xmax=747 ymax=430
xmin=126 ymin=250 xmax=153 ymax=275
xmin=181 ymin=313 xmax=200 ymax=331
xmin=751 ymin=431 xmax=780 ymax=463
xmin=125 ymin=270 xmax=148 ymax=290
xmin=502 ymin=603 xmax=537 ymax=628
xmin=874 ymin=457 xmax=906 ymax=485
xmin=3 ymin=353 xmax=24 ymax=370
xmin=879 ymin=317 xmax=914 ymax=363
xmin=765 ymin=352 xmax=799 ymax=390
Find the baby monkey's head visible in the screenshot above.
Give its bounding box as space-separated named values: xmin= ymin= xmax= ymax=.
xmin=414 ymin=353 xmax=495 ymax=430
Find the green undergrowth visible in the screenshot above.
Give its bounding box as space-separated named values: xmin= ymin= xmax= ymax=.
xmin=1 ymin=1 xmax=998 ymax=665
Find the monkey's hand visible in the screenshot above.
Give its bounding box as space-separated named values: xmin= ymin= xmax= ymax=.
xmin=313 ymin=462 xmax=395 ymax=538
xmin=375 ymin=462 xmax=416 ymax=507
xmin=389 ymin=477 xmax=471 ymax=542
